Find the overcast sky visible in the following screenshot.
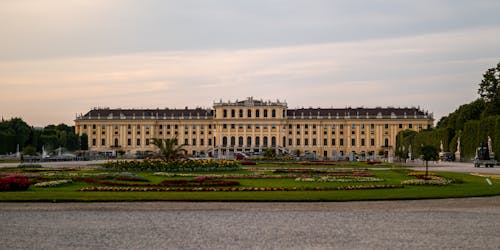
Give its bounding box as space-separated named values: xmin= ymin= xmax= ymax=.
xmin=1 ymin=0 xmax=500 ymax=126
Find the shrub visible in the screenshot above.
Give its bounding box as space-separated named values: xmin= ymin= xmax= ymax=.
xmin=0 ymin=175 xmax=32 ymax=191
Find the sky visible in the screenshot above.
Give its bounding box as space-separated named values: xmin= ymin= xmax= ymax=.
xmin=1 ymin=0 xmax=500 ymax=126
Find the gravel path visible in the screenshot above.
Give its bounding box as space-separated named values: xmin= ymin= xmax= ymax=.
xmin=1 ymin=197 xmax=499 ymax=249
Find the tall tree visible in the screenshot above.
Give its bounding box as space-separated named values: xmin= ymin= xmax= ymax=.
xmin=478 ymin=61 xmax=500 ymax=116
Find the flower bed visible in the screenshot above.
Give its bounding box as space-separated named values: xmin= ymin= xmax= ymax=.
xmin=401 ymin=172 xmax=452 ymax=186
xmin=103 ymin=159 xmax=241 ymax=171
xmin=0 ymin=174 xmax=32 ymax=191
xmin=401 ymin=176 xmax=452 ymax=186
xmin=82 ymin=178 xmax=240 ymax=187
xmin=79 ymin=184 xmax=403 ymax=192
xmin=295 ymin=176 xmax=384 ymax=182
xmin=34 ymin=179 xmax=72 ymax=188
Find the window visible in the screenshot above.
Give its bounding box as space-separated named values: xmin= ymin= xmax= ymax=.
xmin=136 ymin=139 xmax=141 ymax=146
xmin=263 ymin=109 xmax=268 ymax=118
xmin=384 ymin=138 xmax=389 ymax=147
xmin=230 ymin=136 xmax=235 ymax=146
xmin=92 ymin=124 xmax=96 ymax=129
xmin=208 ymin=139 xmax=212 ymax=146
xmin=271 ymin=136 xmax=276 ymax=146
xmin=289 ymin=138 xmax=292 ymax=146
xmin=418 ymin=124 xmax=422 ymax=129
xmin=231 ymin=109 xmax=235 ymax=118
xmin=312 ymin=138 xmax=317 ymax=146
xmin=370 ymin=124 xmax=375 ymax=129
xmin=185 ymin=138 xmax=188 ymax=145
xmin=256 ymin=109 xmax=260 ymax=118
xmin=361 ymin=138 xmax=365 ymax=146
xmin=238 ymin=137 xmax=243 ymax=146
xmin=296 ymin=138 xmax=300 ymax=146
xmin=305 ymin=124 xmax=309 ymax=129
xmin=332 ymin=138 xmax=336 ymax=146
xmin=339 ymin=124 xmax=344 ymax=129
xmin=239 ymin=109 xmax=243 ymax=118
xmin=351 ymin=124 xmax=355 ymax=129
xmin=371 ymin=139 xmax=375 ymax=146
xmin=222 ymin=137 xmax=228 ymax=146
xmin=272 ymin=109 xmax=276 ymax=118
xmin=127 ymin=138 xmax=131 ymax=146
xmin=223 ymin=109 xmax=227 ymax=118
xmin=92 ymin=139 xmax=96 ymax=146
xmin=101 ymin=139 xmax=106 ymax=146
xmin=351 ymin=139 xmax=355 ymax=146
xmin=223 ymin=124 xmax=227 ymax=129
xmin=167 ymin=124 xmax=170 ymax=129
xmin=409 ymin=124 xmax=413 ymax=129
xmin=288 ymin=124 xmax=292 ymax=129
xmin=247 ymin=136 xmax=252 ymax=146
xmin=83 ymin=125 xmax=87 ymax=129
xmin=263 ymin=136 xmax=268 ymax=147
xmin=192 ymin=139 xmax=196 ymax=146
xmin=385 ymin=124 xmax=389 ymax=129
xmin=324 ymin=139 xmax=328 ymax=146
xmin=146 ymin=139 xmax=150 ymax=146
xmin=255 ymin=137 xmax=260 ymax=146
xmin=200 ymin=139 xmax=204 ymax=146
xmin=304 ymin=138 xmax=309 ymax=146
xmin=247 ymin=109 xmax=252 ymax=118
xmin=231 ymin=124 xmax=235 ymax=129
xmin=399 ymin=124 xmax=403 ymax=129
xmin=340 ymin=138 xmax=344 ymax=146
xmin=361 ymin=124 xmax=365 ymax=129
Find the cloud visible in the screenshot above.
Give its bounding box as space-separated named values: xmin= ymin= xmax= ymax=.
xmin=1 ymin=26 xmax=499 ymax=126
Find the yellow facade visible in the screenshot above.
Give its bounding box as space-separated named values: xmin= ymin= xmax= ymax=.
xmin=75 ymin=97 xmax=433 ymax=159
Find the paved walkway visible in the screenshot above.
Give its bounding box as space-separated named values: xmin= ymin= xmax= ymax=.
xmin=401 ymin=160 xmax=500 ymax=174
xmin=1 ymin=197 xmax=499 ymax=249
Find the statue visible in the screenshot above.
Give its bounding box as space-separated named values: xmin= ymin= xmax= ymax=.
xmin=488 ymin=136 xmax=495 ymax=159
xmin=42 ymin=145 xmax=48 ymax=158
xmin=440 ymin=140 xmax=444 ymax=152
xmin=455 ymin=137 xmax=461 ymax=162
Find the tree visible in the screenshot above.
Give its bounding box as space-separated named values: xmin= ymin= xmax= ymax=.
xmin=478 ymin=62 xmax=500 ymax=103
xmin=151 ymin=137 xmax=187 ymax=161
xmin=478 ymin=61 xmax=500 ymax=117
xmin=420 ymin=145 xmax=439 ymax=178
xmin=263 ymin=148 xmax=276 ymax=159
xmin=80 ymin=134 xmax=89 ymax=150
xmin=22 ymin=145 xmax=37 ymax=156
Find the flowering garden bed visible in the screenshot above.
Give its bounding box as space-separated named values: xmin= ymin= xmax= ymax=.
xmin=0 ymin=163 xmax=499 ymax=201
xmin=103 ymin=159 xmax=241 ymax=171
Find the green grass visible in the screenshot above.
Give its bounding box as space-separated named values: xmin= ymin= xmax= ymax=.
xmin=1 ymin=166 xmax=499 ymax=202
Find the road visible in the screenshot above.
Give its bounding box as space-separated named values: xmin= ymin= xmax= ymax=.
xmin=0 ymin=198 xmax=499 ymax=249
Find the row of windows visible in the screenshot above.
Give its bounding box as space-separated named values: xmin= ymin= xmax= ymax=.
xmin=222 ymin=108 xmax=283 ymax=118
xmin=84 ymin=123 xmax=425 ymax=131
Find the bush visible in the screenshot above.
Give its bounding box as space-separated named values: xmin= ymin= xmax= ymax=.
xmin=0 ymin=175 xmax=32 ymax=191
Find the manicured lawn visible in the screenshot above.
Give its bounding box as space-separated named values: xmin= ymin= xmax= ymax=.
xmin=0 ymin=165 xmax=499 ymax=202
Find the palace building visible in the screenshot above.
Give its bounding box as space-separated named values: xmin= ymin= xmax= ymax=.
xmin=74 ymin=97 xmax=433 ymax=160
